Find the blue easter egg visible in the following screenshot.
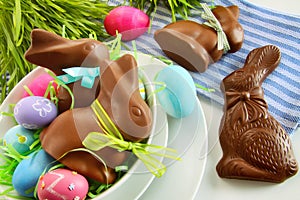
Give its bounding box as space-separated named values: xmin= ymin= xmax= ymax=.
xmin=12 ymin=149 xmax=56 ymax=197
xmin=14 ymin=96 xmax=58 ymax=129
xmin=3 ymin=125 xmax=35 ymax=155
xmin=139 ymin=78 xmax=146 ymax=100
xmin=155 ymin=65 xmax=197 ymax=118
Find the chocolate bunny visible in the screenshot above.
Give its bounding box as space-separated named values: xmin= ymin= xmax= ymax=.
xmin=40 ymin=54 xmax=153 ymax=184
xmin=154 ymin=5 xmax=244 ymax=72
xmin=216 ymin=45 xmax=298 ymax=182
xmin=25 ymin=29 xmax=110 ymax=113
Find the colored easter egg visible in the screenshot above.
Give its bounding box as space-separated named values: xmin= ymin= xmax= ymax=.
xmin=3 ymin=125 xmax=35 ymax=155
xmin=22 ymin=73 xmax=58 ymax=98
xmin=37 ymin=168 xmax=89 ymax=200
xmin=14 ymin=96 xmax=58 ymax=129
xmin=104 ymin=6 xmax=150 ymax=41
xmin=139 ymin=78 xmax=146 ymax=100
xmin=155 ymin=65 xmax=197 ymax=118
xmin=12 ymin=149 xmax=56 ymax=197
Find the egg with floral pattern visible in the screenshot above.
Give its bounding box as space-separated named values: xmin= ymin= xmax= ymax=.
xmin=14 ymin=96 xmax=58 ymax=129
xmin=37 ymin=168 xmax=89 ymax=200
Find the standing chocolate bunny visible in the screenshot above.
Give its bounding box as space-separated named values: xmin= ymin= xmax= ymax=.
xmin=217 ymin=45 xmax=298 ymax=183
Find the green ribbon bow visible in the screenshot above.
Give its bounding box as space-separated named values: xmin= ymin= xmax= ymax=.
xmin=57 ymin=67 xmax=100 ymax=89
xmin=200 ymin=3 xmax=231 ymax=52
xmin=82 ymin=99 xmax=180 ymax=178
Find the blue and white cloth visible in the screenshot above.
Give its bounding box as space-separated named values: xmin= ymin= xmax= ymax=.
xmin=109 ymin=0 xmax=300 ymax=135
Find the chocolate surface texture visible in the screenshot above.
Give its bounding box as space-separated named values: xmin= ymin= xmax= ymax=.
xmin=217 ymin=45 xmax=298 ymax=182
xmin=24 ymin=29 xmax=153 ymax=184
xmin=25 ymin=29 xmax=110 ymax=113
xmin=40 ymin=54 xmax=153 ymax=184
xmin=154 ymin=5 xmax=244 ymax=72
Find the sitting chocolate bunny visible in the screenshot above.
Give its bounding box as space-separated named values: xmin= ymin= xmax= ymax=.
xmin=216 ymin=45 xmax=298 ymax=183
xmin=154 ymin=5 xmax=244 ymax=72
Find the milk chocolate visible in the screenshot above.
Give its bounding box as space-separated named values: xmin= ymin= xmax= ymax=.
xmin=154 ymin=5 xmax=244 ymax=72
xmin=217 ymin=45 xmax=298 ymax=182
xmin=40 ymin=54 xmax=153 ymax=184
xmin=25 ymin=29 xmax=110 ymax=113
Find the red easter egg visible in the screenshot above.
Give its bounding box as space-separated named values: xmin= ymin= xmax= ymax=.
xmin=37 ymin=169 xmax=89 ymax=200
xmin=22 ymin=73 xmax=58 ymax=99
xmin=104 ymin=6 xmax=150 ymax=41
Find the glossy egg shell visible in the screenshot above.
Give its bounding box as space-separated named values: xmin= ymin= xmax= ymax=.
xmin=14 ymin=96 xmax=58 ymax=129
xmin=104 ymin=6 xmax=150 ymax=41
xmin=12 ymin=149 xmax=56 ymax=197
xmin=37 ymin=168 xmax=89 ymax=200
xmin=22 ymin=73 xmax=58 ymax=98
xmin=155 ymin=65 xmax=197 ymax=118
xmin=3 ymin=125 xmax=35 ymax=155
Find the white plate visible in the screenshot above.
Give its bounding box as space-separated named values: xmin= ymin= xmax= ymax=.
xmin=138 ymin=59 xmax=208 ymax=200
xmin=0 ymin=53 xmax=171 ymax=199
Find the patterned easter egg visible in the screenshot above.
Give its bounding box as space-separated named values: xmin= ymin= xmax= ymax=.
xmin=3 ymin=125 xmax=35 ymax=155
xmin=37 ymin=168 xmax=89 ymax=200
xmin=22 ymin=73 xmax=58 ymax=98
xmin=12 ymin=149 xmax=56 ymax=197
xmin=155 ymin=65 xmax=197 ymax=118
xmin=104 ymin=6 xmax=150 ymax=41
xmin=14 ymin=96 xmax=58 ymax=129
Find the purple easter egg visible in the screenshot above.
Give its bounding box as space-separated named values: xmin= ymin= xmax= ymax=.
xmin=14 ymin=96 xmax=58 ymax=129
xmin=104 ymin=6 xmax=150 ymax=41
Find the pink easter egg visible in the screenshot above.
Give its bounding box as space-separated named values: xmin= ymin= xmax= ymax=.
xmin=37 ymin=168 xmax=89 ymax=200
xmin=104 ymin=6 xmax=150 ymax=41
xmin=22 ymin=73 xmax=58 ymax=99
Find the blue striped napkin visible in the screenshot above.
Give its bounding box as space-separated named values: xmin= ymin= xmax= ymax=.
xmin=109 ymin=0 xmax=300 ymax=135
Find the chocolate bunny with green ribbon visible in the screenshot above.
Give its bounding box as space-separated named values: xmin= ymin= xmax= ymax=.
xmin=217 ymin=45 xmax=298 ymax=182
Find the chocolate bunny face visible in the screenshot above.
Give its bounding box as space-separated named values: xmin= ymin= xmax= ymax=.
xmin=213 ymin=5 xmax=244 ymax=53
xmin=217 ymin=45 xmax=298 ymax=183
xmin=222 ymin=45 xmax=281 ymax=92
xmin=25 ymin=29 xmax=109 ymax=75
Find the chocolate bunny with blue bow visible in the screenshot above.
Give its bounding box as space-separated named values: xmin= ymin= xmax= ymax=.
xmin=217 ymin=45 xmax=298 ymax=182
xmin=25 ymin=29 xmax=109 ymax=113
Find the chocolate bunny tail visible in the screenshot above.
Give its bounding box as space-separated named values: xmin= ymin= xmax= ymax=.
xmin=217 ymin=45 xmax=298 ymax=183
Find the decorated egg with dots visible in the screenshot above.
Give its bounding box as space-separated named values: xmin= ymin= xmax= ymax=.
xmin=14 ymin=96 xmax=58 ymax=129
xmin=104 ymin=6 xmax=150 ymax=41
xmin=22 ymin=73 xmax=58 ymax=98
xmin=37 ymin=168 xmax=89 ymax=200
xmin=3 ymin=125 xmax=35 ymax=155
xmin=155 ymin=65 xmax=197 ymax=118
xmin=12 ymin=149 xmax=56 ymax=197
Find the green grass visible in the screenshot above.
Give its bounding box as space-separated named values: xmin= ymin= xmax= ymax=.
xmin=0 ymin=0 xmax=114 ymax=103
xmin=130 ymin=0 xmax=214 ymax=21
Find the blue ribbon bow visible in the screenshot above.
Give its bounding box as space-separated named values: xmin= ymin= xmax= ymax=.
xmin=57 ymin=67 xmax=100 ymax=89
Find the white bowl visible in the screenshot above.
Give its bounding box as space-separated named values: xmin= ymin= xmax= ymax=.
xmin=0 ymin=52 xmax=169 ymax=199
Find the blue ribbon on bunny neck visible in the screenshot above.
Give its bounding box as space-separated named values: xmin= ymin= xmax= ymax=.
xmin=57 ymin=67 xmax=100 ymax=89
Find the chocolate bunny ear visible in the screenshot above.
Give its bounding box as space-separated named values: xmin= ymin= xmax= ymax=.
xmin=245 ymin=45 xmax=281 ymax=83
